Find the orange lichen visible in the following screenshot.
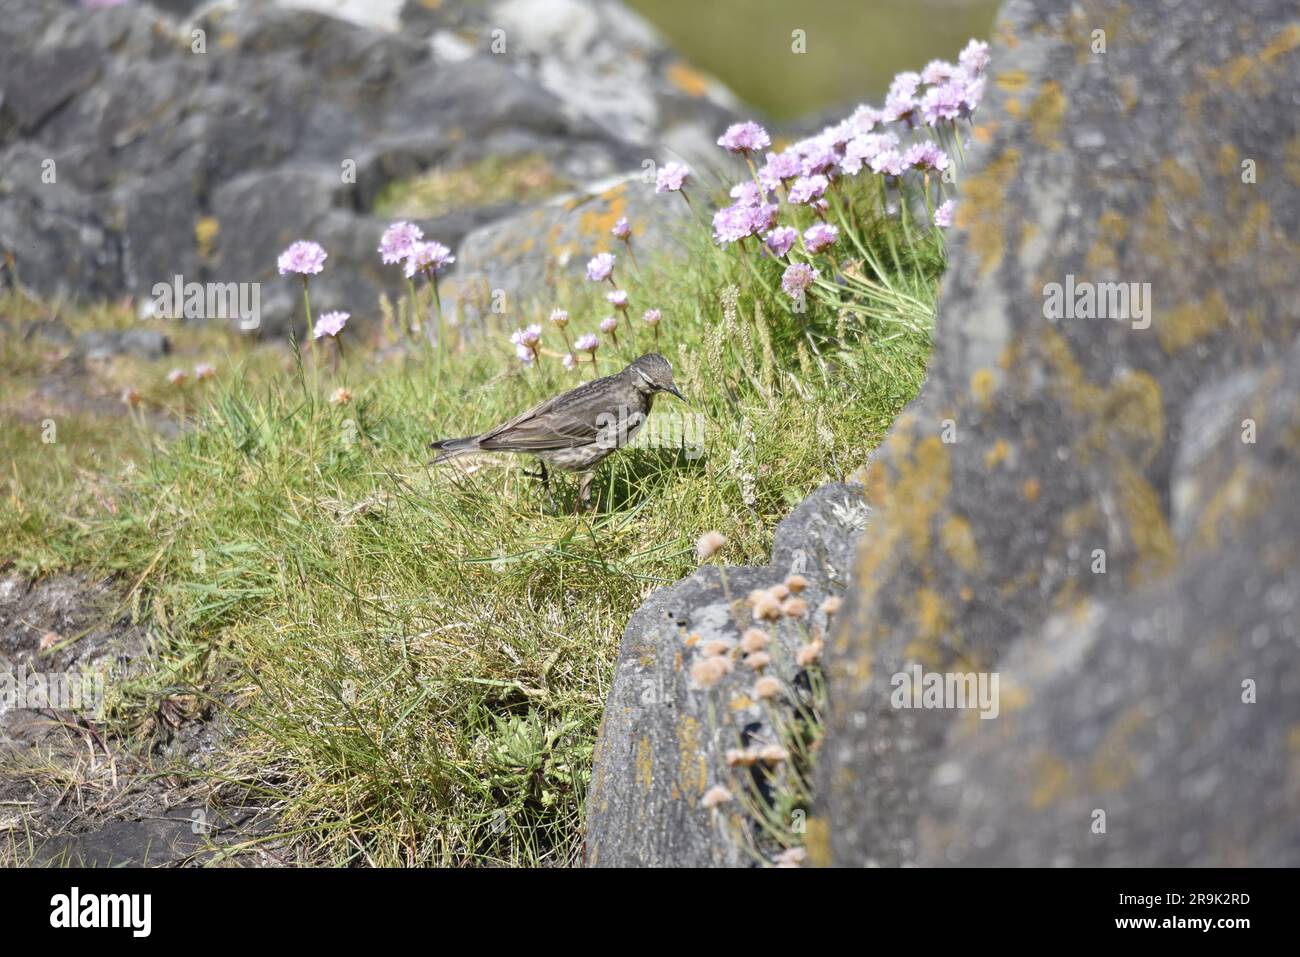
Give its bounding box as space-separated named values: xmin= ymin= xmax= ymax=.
xmin=666 ymin=60 xmax=711 ymax=98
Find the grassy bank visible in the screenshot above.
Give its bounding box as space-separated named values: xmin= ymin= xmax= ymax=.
xmin=2 ymin=86 xmax=986 ymax=860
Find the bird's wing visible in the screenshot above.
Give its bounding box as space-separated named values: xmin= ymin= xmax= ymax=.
xmin=477 ymin=381 xmax=611 ymax=451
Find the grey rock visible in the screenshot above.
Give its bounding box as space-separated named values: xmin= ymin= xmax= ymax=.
xmin=812 ymin=0 xmax=1300 ymax=866
xmin=586 ymin=483 xmax=866 ymax=867
xmin=922 ymin=337 xmax=1300 ymax=864
xmin=0 ymin=0 xmax=741 ymax=329
xmin=0 ymin=142 xmax=125 ymax=301
xmin=919 ymin=502 xmax=1300 ymax=866
xmin=448 ymin=173 xmax=693 ymax=327
xmin=0 ymin=44 xmax=101 ymax=137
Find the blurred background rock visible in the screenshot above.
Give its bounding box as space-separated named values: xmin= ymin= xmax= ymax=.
xmin=0 ymin=0 xmax=997 ymax=332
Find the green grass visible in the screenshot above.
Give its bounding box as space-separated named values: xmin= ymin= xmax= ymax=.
xmin=0 ymin=172 xmax=941 ymax=866
xmin=374 ymin=154 xmax=572 ymax=220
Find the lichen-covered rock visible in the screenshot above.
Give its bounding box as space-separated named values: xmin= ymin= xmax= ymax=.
xmin=812 ymin=0 xmax=1300 ymax=866
xmin=446 ymin=176 xmax=693 ymax=328
xmin=586 ymin=483 xmax=867 ymax=867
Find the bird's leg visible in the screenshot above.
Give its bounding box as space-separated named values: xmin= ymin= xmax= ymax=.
xmin=524 ymin=460 xmax=549 ymax=488
xmin=577 ymin=472 xmax=595 ymax=513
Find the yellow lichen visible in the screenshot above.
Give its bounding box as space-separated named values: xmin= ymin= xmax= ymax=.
xmin=803 ymin=816 xmax=832 ymax=867
xmin=970 ymin=367 xmax=996 ymax=407
xmin=1028 ymin=81 xmax=1067 ymax=149
xmin=675 ymin=716 xmax=707 ymax=799
xmin=984 ymin=438 xmax=1011 ymax=470
xmin=1155 ymin=289 xmax=1230 ymax=353
xmin=1084 ymin=210 xmax=1129 ymax=274
xmin=957 ymin=149 xmax=1019 ymax=277
xmin=995 ymin=69 xmax=1030 ymax=93
xmin=940 ymin=516 xmax=980 ymax=572
xmin=194 ymin=217 xmax=219 ymax=259
xmin=635 ymin=735 xmax=654 ymax=793
xmin=1029 ymin=752 xmax=1071 ymax=809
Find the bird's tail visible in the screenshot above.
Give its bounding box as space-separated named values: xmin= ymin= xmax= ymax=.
xmin=429 ymin=435 xmax=482 ymax=463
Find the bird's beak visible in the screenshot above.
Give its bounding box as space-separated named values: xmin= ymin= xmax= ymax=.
xmin=666 ymin=384 xmax=685 ymax=401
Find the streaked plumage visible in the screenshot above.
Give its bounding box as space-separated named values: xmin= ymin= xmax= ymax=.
xmin=431 ymin=353 xmax=684 ymax=505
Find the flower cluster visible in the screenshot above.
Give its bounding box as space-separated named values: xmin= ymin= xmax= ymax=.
xmin=690 ymin=39 xmax=987 ymax=304
xmin=272 ymin=221 xmax=459 ymax=381
xmin=502 ymin=235 xmax=668 ymax=373
xmin=491 ymin=42 xmax=987 ymax=376
xmin=377 ymin=221 xmax=456 ymax=280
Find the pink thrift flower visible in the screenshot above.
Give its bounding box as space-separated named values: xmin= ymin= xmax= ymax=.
xmin=277 ymin=240 xmax=327 ymax=276
xmin=803 ymin=223 xmax=839 ymax=253
xmin=711 ymin=204 xmax=754 ymax=246
xmin=585 ymin=252 xmax=616 ymax=283
xmin=549 ymin=308 xmax=569 ymax=328
xmin=403 ymin=241 xmax=454 ymax=278
xmin=378 ymin=221 xmax=423 ymax=264
xmin=314 ymin=311 xmax=349 ymax=339
xmin=798 ymin=144 xmax=839 ymax=177
xmin=611 ymin=217 xmax=631 ymax=240
xmin=922 ymin=59 xmax=957 ymax=85
xmin=959 ymin=75 xmax=987 ymax=116
xmin=921 ymin=82 xmax=964 ymax=125
xmin=729 ymin=181 xmax=771 ymax=207
xmin=598 ymin=316 xmax=618 ymax=335
xmin=563 ymin=353 xmax=579 ymax=370
xmin=607 ymin=289 xmax=629 ymax=308
xmin=848 ymin=104 xmax=883 ymax=134
xmin=958 ymin=39 xmax=991 ymax=76
xmin=903 ymin=142 xmax=951 ymax=172
xmin=934 ymin=200 xmax=955 ymax=229
xmin=641 ymin=308 xmax=661 ymax=326
xmin=762 ymin=150 xmax=802 ymax=184
xmin=510 ymin=324 xmax=542 ymax=365
xmin=717 ymin=121 xmax=770 ymax=154
xmin=575 ymin=333 xmax=599 ymax=354
xmin=870 ymin=148 xmax=905 ymax=177
xmin=781 ymin=263 xmax=818 ymax=299
xmin=787 ymin=174 xmax=829 ymax=206
xmin=654 ymin=162 xmax=690 ymax=193
xmin=764 ymin=226 xmax=798 ymax=257
xmin=748 ymin=203 xmax=779 ymax=235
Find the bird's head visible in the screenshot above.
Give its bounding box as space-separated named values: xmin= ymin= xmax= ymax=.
xmin=626 ymin=353 xmax=684 ymax=401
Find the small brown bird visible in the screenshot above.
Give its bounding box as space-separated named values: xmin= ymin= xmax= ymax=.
xmin=431 ymin=353 xmax=685 ymax=506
